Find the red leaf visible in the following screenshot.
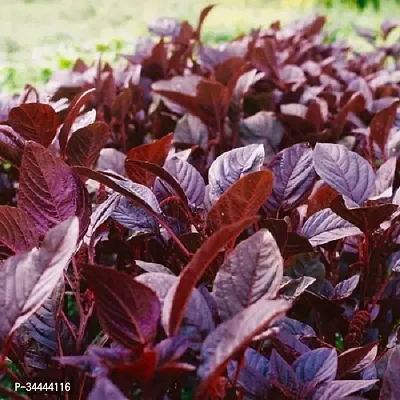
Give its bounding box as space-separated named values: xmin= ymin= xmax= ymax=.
xmin=111 ymin=88 xmax=133 ymax=120
xmin=59 ymin=88 xmax=96 ymax=157
xmin=306 ymin=185 xmax=339 ymax=218
xmin=125 ymin=134 xmax=172 ymax=186
xmin=369 ymin=99 xmax=399 ymax=156
xmin=8 ymin=103 xmax=59 ymax=147
xmin=251 ymin=39 xmax=279 ymax=82
xmin=83 ymin=264 xmax=161 ymax=348
xmin=168 ymin=216 xmax=259 ymax=336
xmin=195 ymin=4 xmax=216 ymax=41
xmin=331 ymin=92 xmax=365 ymax=139
xmin=196 ymin=79 xmax=230 ymax=130
xmin=66 ymin=122 xmax=110 ymax=167
xmin=207 ymin=170 xmax=273 ymax=232
xmin=330 ymin=195 xmax=397 ymax=233
xmin=18 ymin=142 xmax=91 ymax=237
xmin=0 ymin=206 xmax=38 ymax=258
xmin=0 ymin=218 xmax=79 ymax=345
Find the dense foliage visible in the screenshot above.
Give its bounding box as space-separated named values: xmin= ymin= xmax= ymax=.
xmin=0 ymin=6 xmax=399 ymax=399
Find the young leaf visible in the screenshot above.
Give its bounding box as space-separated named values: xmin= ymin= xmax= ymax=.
xmin=7 ymin=103 xmax=59 ymax=147
xmin=66 ymin=122 xmax=110 ymax=168
xmin=0 ymin=217 xmax=79 ymax=344
xmin=208 ymin=144 xmax=264 ymax=204
xmin=301 ymin=208 xmax=362 ymax=246
xmin=207 ymin=170 xmax=273 ymax=232
xmin=196 ymin=298 xmax=290 ymax=399
xmin=18 ymin=142 xmax=91 ymax=237
xmin=167 ymin=216 xmax=259 ymax=336
xmin=0 ymin=206 xmax=38 ymax=256
xmin=83 ymin=264 xmax=161 ymax=348
xmin=313 ymin=143 xmax=375 ymax=205
xmin=265 ymin=143 xmax=316 ymax=213
xmin=293 ymin=348 xmax=337 ymax=387
xmin=212 ymin=229 xmax=283 ymax=321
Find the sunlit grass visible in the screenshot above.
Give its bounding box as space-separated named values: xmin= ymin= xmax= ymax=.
xmin=0 ymin=0 xmax=399 ymax=92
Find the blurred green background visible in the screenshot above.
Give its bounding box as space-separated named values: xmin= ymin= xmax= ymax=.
xmin=0 ymin=0 xmax=399 ymax=93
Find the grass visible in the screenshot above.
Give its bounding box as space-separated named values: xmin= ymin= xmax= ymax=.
xmin=0 ymin=0 xmax=399 ymax=93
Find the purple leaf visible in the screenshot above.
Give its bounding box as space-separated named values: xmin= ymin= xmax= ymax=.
xmin=135 ymin=260 xmax=174 ymax=275
xmin=293 ymin=348 xmax=337 ymax=386
xmin=239 ymin=111 xmax=284 ymax=163
xmin=313 ymin=143 xmax=375 ymax=205
xmin=269 ymin=349 xmax=300 ymax=395
xmin=97 ymin=148 xmax=126 ymax=176
xmin=380 ymin=345 xmax=400 ymax=399
xmin=155 ymin=336 xmax=189 ymax=366
xmin=173 ymin=114 xmax=208 ymax=146
xmin=212 ymin=229 xmax=283 ymax=321
xmin=0 ymin=217 xmax=79 ymax=344
xmin=312 ymin=379 xmax=378 ymax=400
xmin=111 ymin=181 xmax=162 ymax=234
xmin=18 ymin=142 xmax=91 ymax=237
xmin=333 ymin=275 xmax=360 ymax=300
xmin=163 ymin=157 xmax=205 ymax=207
xmin=208 ymin=144 xmax=264 ymax=204
xmin=135 ymin=273 xmax=178 ymax=307
xmin=227 ymin=348 xmax=270 ymax=397
xmin=278 ymin=317 xmax=316 ymax=337
xmin=265 ymin=143 xmax=316 ymax=213
xmin=15 ymin=280 xmax=73 ymax=370
xmin=162 ymin=280 xmax=215 ymax=347
xmin=280 ymin=276 xmax=316 ymax=301
xmin=301 ymin=208 xmax=362 ymax=246
xmin=83 ymin=265 xmax=161 ymax=348
xmin=374 ymin=157 xmax=397 ymax=198
xmin=84 ymin=193 xmax=121 ymax=246
xmin=88 ymin=377 xmax=128 ymax=400
xmin=196 ymin=298 xmax=290 ymax=397
xmin=276 ymin=330 xmax=311 ymax=355
xmin=136 ymin=273 xmax=214 ymax=345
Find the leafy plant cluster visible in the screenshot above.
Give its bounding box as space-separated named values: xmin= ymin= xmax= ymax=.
xmin=0 ymin=6 xmax=399 ymax=400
